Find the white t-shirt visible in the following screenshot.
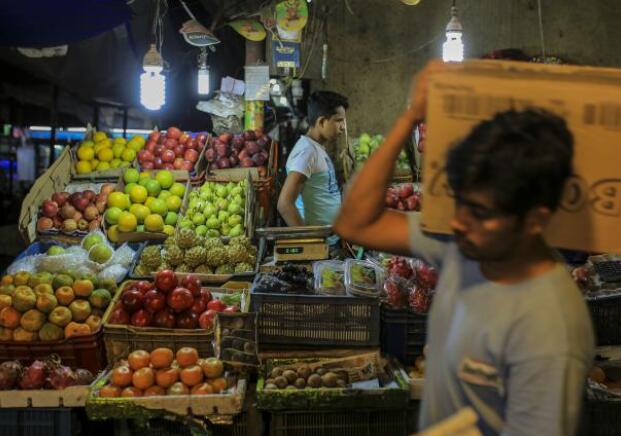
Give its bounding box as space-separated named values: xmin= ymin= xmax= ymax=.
xmin=285 ymin=135 xmax=341 ymax=226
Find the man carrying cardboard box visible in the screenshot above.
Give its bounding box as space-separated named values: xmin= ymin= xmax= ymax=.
xmin=334 ymin=61 xmax=595 ymax=435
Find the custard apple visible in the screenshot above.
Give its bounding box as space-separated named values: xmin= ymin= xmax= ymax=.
xmin=162 ymin=246 xmax=185 ymax=267
xmin=175 ymin=263 xmax=192 ymax=273
xmin=176 ymin=228 xmax=197 ymax=249
xmin=193 ymin=264 xmax=213 ymax=274
xmin=204 ymin=247 xmax=228 ymax=268
xmin=215 ymin=264 xmax=234 ymax=275
xmin=141 ymin=245 xmax=162 ymax=270
xmin=234 ymin=262 xmax=254 ymax=273
xmin=185 ymin=246 xmax=207 ymax=268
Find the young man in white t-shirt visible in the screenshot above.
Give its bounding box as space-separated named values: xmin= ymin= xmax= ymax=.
xmin=277 ymin=91 xmax=348 ymax=228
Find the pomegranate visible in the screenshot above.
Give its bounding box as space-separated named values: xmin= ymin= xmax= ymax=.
xmin=19 ymin=360 xmax=47 ymax=389
xmin=0 ymin=360 xmax=21 ymax=390
xmin=74 ymin=368 xmax=94 ymax=385
xmin=47 ymin=365 xmax=77 ymax=390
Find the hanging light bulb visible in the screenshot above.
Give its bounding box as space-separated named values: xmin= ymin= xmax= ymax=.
xmin=442 ymin=2 xmax=464 ymax=62
xmin=140 ymin=44 xmax=166 ymax=110
xmin=197 ymin=49 xmax=210 ymax=95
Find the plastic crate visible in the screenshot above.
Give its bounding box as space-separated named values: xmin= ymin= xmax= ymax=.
xmin=380 ymin=305 xmax=427 ymax=366
xmin=0 ymin=407 xmax=80 ymax=436
xmin=578 ymin=400 xmax=621 ymax=436
xmin=267 ymin=409 xmax=408 ymax=436
xmin=588 ymin=297 xmax=621 ymax=346
xmin=251 ymin=280 xmax=380 ymax=347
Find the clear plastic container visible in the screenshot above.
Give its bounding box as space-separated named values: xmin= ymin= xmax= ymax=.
xmin=345 ymin=259 xmax=383 ymax=297
xmin=313 ymin=260 xmax=346 ymax=295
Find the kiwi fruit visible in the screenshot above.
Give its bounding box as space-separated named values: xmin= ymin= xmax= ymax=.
xmin=265 ymin=383 xmax=278 ymax=390
xmin=297 ymin=366 xmax=311 ymax=380
xmin=321 ymin=372 xmax=338 ymax=388
xmin=307 ymin=373 xmax=322 ymax=388
xmin=285 ymin=385 xmax=297 ymax=390
xmin=271 ymin=367 xmax=284 ymax=378
xmin=316 ymin=368 xmax=327 ymax=376
xmin=336 ymin=379 xmax=347 ymax=388
xmin=294 ymin=378 xmax=306 ymax=389
xmin=283 ymin=369 xmax=298 ymax=384
xmin=243 ymin=341 xmax=255 ymax=353
xmin=274 ymin=376 xmax=288 ymax=389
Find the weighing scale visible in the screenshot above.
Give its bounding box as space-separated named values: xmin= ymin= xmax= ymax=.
xmin=255 ymin=226 xmax=332 ymax=262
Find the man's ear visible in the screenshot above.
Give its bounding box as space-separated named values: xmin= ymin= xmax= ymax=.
xmin=524 ymin=207 xmax=552 ymax=236
xmin=316 ymin=116 xmax=327 ymax=128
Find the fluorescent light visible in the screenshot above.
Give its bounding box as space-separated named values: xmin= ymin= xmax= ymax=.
xmin=197 ymin=65 xmax=210 ymax=95
xmin=443 ymin=5 xmax=464 ymax=63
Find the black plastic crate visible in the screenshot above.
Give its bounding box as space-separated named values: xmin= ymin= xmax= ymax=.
xmin=0 ymin=408 xmax=80 ymax=436
xmin=267 ymin=409 xmax=408 ymax=436
xmin=588 ymin=297 xmax=621 ymax=346
xmin=380 ymin=305 xmax=427 ymax=366
xmin=251 ymin=279 xmax=380 ymax=347
xmin=123 ymin=413 xmax=248 ymax=436
xmin=578 ymin=400 xmax=621 ymax=436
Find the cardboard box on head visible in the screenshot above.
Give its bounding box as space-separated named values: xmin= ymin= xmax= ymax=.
xmin=422 ymin=60 xmax=621 ymax=254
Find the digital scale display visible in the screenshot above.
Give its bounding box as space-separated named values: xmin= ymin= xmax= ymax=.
xmin=276 ymin=246 xmax=304 ymax=255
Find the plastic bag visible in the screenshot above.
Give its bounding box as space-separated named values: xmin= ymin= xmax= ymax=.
xmin=38 ymin=248 xmax=90 ymax=274
xmin=109 ymin=243 xmax=136 ymax=269
xmin=6 ymin=255 xmax=42 ymax=275
xmin=98 ymin=264 xmax=129 ymax=284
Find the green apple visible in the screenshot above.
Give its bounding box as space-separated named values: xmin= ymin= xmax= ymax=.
xmin=203 ymin=203 xmax=217 ymax=218
xmin=216 ymin=199 xmax=229 ymax=211
xmin=206 ymin=229 xmax=220 ymax=238
xmin=179 ymin=218 xmax=193 ymax=229
xmin=206 ymin=216 xmax=220 ymax=229
xmin=221 ymin=224 xmax=231 ymax=236
xmin=196 ymin=225 xmax=207 ymax=236
xmin=229 ymin=224 xmax=243 ymax=237
xmin=228 ymin=214 xmax=242 ymax=226
xmin=227 ymin=203 xmax=242 ymax=215
xmin=192 ymin=213 xmax=206 ymax=226
xmin=215 ymin=185 xmax=227 ymax=198
xmin=230 ymin=186 xmax=243 ymax=197
xmin=217 ymin=210 xmax=230 ymax=222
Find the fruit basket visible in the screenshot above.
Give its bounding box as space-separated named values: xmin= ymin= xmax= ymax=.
xmin=256 ymin=352 xmax=409 ymax=411
xmin=101 ymin=280 xmax=250 ymax=362
xmin=129 ymin=238 xmax=265 ymax=285
xmin=102 ymin=170 xmax=191 ymax=244
xmin=86 ymin=348 xmax=246 ymax=424
xmin=251 ymin=271 xmax=380 ymax=348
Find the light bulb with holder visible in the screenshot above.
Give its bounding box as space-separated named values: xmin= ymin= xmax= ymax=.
xmin=140 ymin=44 xmax=166 ymax=110
xmin=197 ymin=48 xmax=210 ymax=95
xmin=442 ymin=2 xmax=464 ymax=62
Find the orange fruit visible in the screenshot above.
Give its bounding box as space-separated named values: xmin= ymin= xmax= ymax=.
xmin=180 ymin=365 xmax=203 ymax=387
xmin=121 ymin=386 xmax=143 ymax=397
xmin=191 ymin=382 xmax=214 ymax=395
xmin=155 ymin=367 xmax=179 ymax=388
xmin=99 ymin=384 xmax=121 ymax=398
xmin=111 ymin=365 xmax=133 ymax=387
xmin=150 ymin=348 xmax=174 ymax=369
xmin=176 ymin=347 xmax=198 ymax=368
xmin=144 ymin=385 xmax=166 ymax=396
xmin=209 ymin=377 xmax=227 ymax=394
xmin=128 ymin=350 xmax=151 ymax=370
xmin=132 ymin=367 xmax=155 ymax=390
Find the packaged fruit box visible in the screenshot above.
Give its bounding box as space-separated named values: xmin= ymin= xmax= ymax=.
xmin=130 ymin=232 xmax=264 ymax=285
xmin=138 ymin=127 xmax=208 ymax=176
xmin=256 ymin=352 xmax=409 ymax=411
xmin=101 ymin=274 xmax=250 ymax=362
xmin=86 ymin=346 xmax=246 ymax=422
xmin=177 ymin=176 xmax=255 ymax=241
xmin=102 ymin=168 xmax=190 ymax=243
xmin=72 ymin=131 xmax=144 ymax=180
xmin=0 ymin=355 xmax=95 ymax=407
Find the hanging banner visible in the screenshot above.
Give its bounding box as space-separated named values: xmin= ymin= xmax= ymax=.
xmin=272 ymin=41 xmax=301 ymax=69
xmin=229 ymin=20 xmax=267 ymax=41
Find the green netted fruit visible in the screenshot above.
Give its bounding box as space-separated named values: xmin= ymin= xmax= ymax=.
xmin=141 ymin=245 xmax=162 ymax=270
xmin=229 ymin=236 xmax=252 ymax=249
xmin=157 ymin=262 xmax=172 ymax=272
xmin=163 ymin=237 xmax=176 ymax=251
xmin=134 ymin=264 xmax=150 ymax=276
xmin=184 ymin=246 xmax=207 ymax=268
xmin=226 ymin=244 xmax=252 ymax=265
xmin=162 ymin=246 xmax=184 ymax=267
xmin=204 ymin=238 xmax=224 ymax=251
xmin=176 ymin=228 xmax=197 ymax=249
xmin=193 ymin=264 xmax=213 ymax=274
xmin=175 ymin=263 xmax=192 ymax=273
xmin=215 ymin=264 xmax=234 ymax=275
xmin=204 ymin=247 xmax=228 ymax=268
xmin=234 ymin=262 xmax=254 ymax=273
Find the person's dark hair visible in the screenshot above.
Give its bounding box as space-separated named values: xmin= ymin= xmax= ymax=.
xmin=307 ymin=91 xmax=349 ymax=126
xmin=446 ymin=109 xmax=574 ymax=216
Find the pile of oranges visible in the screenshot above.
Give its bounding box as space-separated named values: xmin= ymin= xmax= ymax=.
xmin=99 ymin=347 xmax=227 ymax=397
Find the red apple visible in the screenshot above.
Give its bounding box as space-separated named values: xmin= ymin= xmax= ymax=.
xmin=82 ymin=190 xmax=96 ymax=202
xmin=109 ymin=307 xmax=130 ymax=325
xmin=190 ymin=298 xmax=206 ymax=316
xmin=179 ymin=132 xmax=190 ymax=145
xmin=218 ymin=133 xmax=232 ymax=144
xmin=51 ymin=192 xmax=69 ymax=207
xmin=163 ymin=163 xmax=175 ymax=170
xmin=164 ymin=138 xmax=178 ymax=150
xmin=198 ymin=309 xmax=217 ymax=329
xmin=135 ymin=280 xmax=154 ymax=295
xmin=142 ymin=161 xmax=155 ymax=170
xmin=153 ymin=157 xmax=163 ymax=168
xmin=196 ymin=141 xmax=205 ymax=152
xmin=121 ymin=289 xmax=144 ymax=313
xmin=176 ymin=310 xmax=198 ymax=329
xmin=173 ymin=158 xmax=185 ymax=169
xmin=245 ymin=141 xmax=259 ymax=156
xmin=161 ymin=149 xmax=175 ymax=163
xmin=149 ymin=130 xmax=161 ymax=142
xmin=41 ymin=200 xmax=59 ymax=218
xmin=74 ymin=196 xmax=90 ymax=212
xmin=199 ymin=289 xmax=212 ymax=306
xmin=181 ymin=276 xmax=201 ymax=297
xmin=184 ymin=149 xmax=199 ymax=163
xmin=215 ymin=142 xmax=229 ymax=158
xmin=180 ymin=161 xmax=194 ymax=171
xmin=167 ymin=127 xmax=182 ymax=139
xmin=205 ymin=148 xmax=215 ymax=163
xmin=157 ymin=133 xmax=166 ymax=145
xmin=173 ymin=145 xmax=185 ymax=158
xmin=154 ymin=144 xmax=165 ymax=156
xmin=185 ymin=139 xmax=198 ymax=150
xmin=131 ymin=309 xmax=152 ymax=327
xmin=145 ymin=140 xmax=157 ymax=154
xmin=144 ymin=290 xmax=166 ymax=313
xmin=196 ymin=133 xmax=207 ymax=145
xmin=207 ymin=299 xmax=226 ymax=313
xmin=167 ymin=287 xmax=194 ymax=313
xmin=138 ymin=150 xmax=154 ymax=162
xmin=153 ymin=308 xmax=176 ymax=328
xmin=154 ymin=270 xmax=178 ymax=293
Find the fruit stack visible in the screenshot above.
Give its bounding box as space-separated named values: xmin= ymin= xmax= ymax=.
xmin=75 ymin=131 xmax=145 ymax=175
xmin=264 ymin=365 xmax=349 ymax=390
xmin=385 ymin=183 xmax=421 ymax=212
xmin=104 ymin=169 xmax=186 ymax=241
xmin=178 ymin=180 xmax=247 ymax=238
xmin=97 ymin=347 xmax=230 ymax=397
xmin=0 ymin=356 xmax=94 ymax=391
xmin=36 ymin=183 xmax=116 ymax=235
xmin=106 ymin=271 xmax=242 ymax=330
xmin=353 ymin=133 xmax=410 ymax=172
xmin=0 ymin=269 xmax=116 ymax=342
xmin=138 ymin=127 xmax=207 ymax=172
xmin=205 ymin=130 xmax=271 ymax=175
xmin=133 ymin=230 xmax=257 ymax=277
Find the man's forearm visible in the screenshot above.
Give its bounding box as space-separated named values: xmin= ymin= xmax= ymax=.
xmin=335 ymin=111 xmax=418 ymax=230
xmin=279 ymin=203 xmax=305 ymax=227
